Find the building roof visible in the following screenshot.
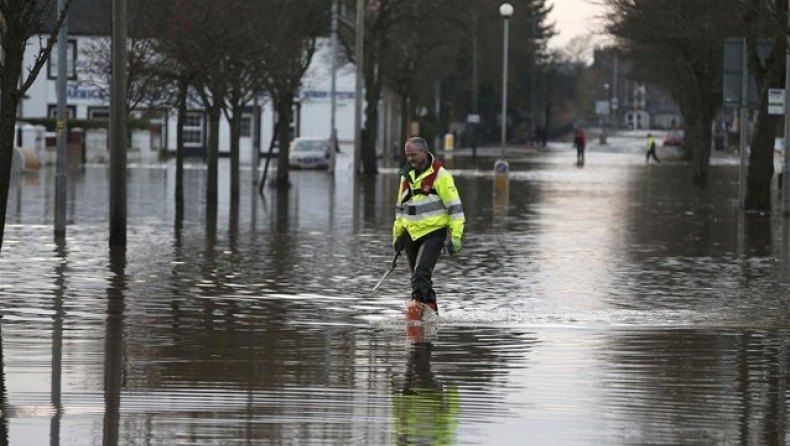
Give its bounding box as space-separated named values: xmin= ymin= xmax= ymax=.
xmin=42 ymin=0 xmax=169 ymax=36
xmin=41 ymin=0 xmax=112 ymax=36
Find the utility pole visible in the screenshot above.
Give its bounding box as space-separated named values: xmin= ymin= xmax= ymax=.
xmin=530 ymin=16 xmax=536 ymax=129
xmin=434 ymin=80 xmax=441 ymax=150
xmin=54 ymin=0 xmax=68 ymax=239
xmin=353 ymin=0 xmax=364 ymax=175
xmin=500 ymin=5 xmax=511 ymax=159
xmin=252 ymin=95 xmax=260 ymax=184
xmin=109 ymin=0 xmax=127 ymax=246
xmin=472 ymin=11 xmax=479 ymax=158
xmin=739 ymin=37 xmax=748 ymax=210
xmin=329 ymin=0 xmax=339 ymax=175
xmin=783 ymin=0 xmax=790 ymax=216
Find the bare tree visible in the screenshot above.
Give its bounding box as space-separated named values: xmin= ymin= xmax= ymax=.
xmin=260 ymin=0 xmax=328 ymax=188
xmin=604 ymin=0 xmax=742 ymax=185
xmin=166 ymin=0 xmax=239 ymax=217
xmin=339 ymin=0 xmax=554 ymax=172
xmin=80 ymin=36 xmax=176 ymax=115
xmin=148 ymin=0 xmax=199 ymax=220
xmin=0 ymin=0 xmax=73 ymax=254
xmin=339 ymin=0 xmax=473 ymax=173
xmin=217 ymin=0 xmax=273 ymax=200
xmin=739 ymin=0 xmax=787 ymax=211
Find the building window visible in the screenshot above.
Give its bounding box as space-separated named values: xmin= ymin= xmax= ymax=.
xmin=241 ymin=115 xmax=252 ymax=138
xmin=88 ymin=107 xmax=110 ymax=120
xmin=47 ymin=104 xmax=76 ymax=119
xmin=47 ymin=39 xmax=77 ymax=80
xmin=184 ymin=112 xmax=205 ymax=146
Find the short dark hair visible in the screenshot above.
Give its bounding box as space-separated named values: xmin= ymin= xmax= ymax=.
xmin=406 ymin=137 xmax=430 ymax=153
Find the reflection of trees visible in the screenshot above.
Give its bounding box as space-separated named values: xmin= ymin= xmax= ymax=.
xmin=619 ymin=166 xmax=774 ymax=311
xmin=146 ymin=319 xmax=360 ymax=442
xmin=120 ymin=300 xmax=536 ymax=444
xmin=428 ymin=328 xmax=536 ymax=387
xmin=601 ymin=330 xmax=789 ymax=444
xmin=627 ymin=167 xmax=741 ymax=258
xmin=390 ymin=326 xmax=536 ymax=433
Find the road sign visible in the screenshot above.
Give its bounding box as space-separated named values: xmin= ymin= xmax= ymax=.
xmin=595 ymin=100 xmax=610 ymax=115
xmin=768 ymin=89 xmax=784 ymax=115
xmin=467 ymin=114 xmax=481 ymax=124
xmin=611 ymin=97 xmax=619 ymax=110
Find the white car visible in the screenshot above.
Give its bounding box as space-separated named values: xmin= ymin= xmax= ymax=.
xmin=288 ymin=136 xmax=330 ymax=169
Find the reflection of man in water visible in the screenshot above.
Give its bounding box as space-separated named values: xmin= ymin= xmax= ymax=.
xmin=392 ymin=341 xmax=459 ymax=445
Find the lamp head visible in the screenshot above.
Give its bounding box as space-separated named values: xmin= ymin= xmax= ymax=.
xmin=499 ymin=3 xmax=514 ymax=18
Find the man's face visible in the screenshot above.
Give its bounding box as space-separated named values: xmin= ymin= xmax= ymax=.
xmin=404 ymin=143 xmax=428 ymax=168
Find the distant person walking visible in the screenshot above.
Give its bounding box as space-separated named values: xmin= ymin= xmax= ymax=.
xmin=646 ymin=133 xmax=661 ymax=163
xmin=573 ymin=126 xmax=587 ymax=165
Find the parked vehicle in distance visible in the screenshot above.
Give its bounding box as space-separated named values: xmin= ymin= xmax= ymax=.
xmin=288 ymin=137 xmax=330 ymax=169
xmin=663 ymin=130 xmax=684 ymax=147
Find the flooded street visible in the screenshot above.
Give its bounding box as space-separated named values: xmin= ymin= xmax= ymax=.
xmin=3 ymin=144 xmax=790 ymax=445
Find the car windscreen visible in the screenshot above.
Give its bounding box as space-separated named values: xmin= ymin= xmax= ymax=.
xmin=294 ymin=141 xmax=327 ymax=152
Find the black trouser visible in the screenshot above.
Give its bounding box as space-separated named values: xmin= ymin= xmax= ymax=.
xmin=576 ymin=145 xmax=585 ymax=163
xmin=399 ymin=228 xmax=447 ymax=304
xmin=646 ymin=148 xmax=661 ymax=162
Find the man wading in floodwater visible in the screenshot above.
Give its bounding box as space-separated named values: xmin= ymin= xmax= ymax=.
xmin=392 ymin=137 xmax=466 ymax=317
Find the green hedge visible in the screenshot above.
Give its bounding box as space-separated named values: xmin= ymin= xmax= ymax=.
xmin=19 ymin=117 xmax=155 ymax=132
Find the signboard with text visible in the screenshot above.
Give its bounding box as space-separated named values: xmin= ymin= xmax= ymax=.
xmin=595 ymin=100 xmax=610 ymax=115
xmin=768 ymin=89 xmax=784 ymax=115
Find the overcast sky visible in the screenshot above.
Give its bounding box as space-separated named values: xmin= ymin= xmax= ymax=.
xmin=548 ymin=0 xmax=606 ymax=49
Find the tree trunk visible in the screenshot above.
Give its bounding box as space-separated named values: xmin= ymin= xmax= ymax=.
xmin=744 ymin=33 xmax=786 ymax=211
xmin=687 ymin=111 xmax=713 ymax=185
xmin=745 ymin=106 xmax=779 ymax=211
xmin=206 ymin=105 xmax=222 ymax=216
xmin=363 ymin=84 xmax=380 ymax=175
xmin=229 ymin=103 xmax=241 ymax=200
xmin=175 ymin=77 xmax=187 ymax=219
xmin=398 ymin=92 xmax=411 ymax=165
xmin=275 ymin=97 xmax=293 ymax=188
xmin=362 ymin=36 xmax=380 ymax=176
xmin=0 ymin=43 xmax=23 ymax=253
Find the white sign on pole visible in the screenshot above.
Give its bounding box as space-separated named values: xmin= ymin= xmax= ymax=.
xmin=768 ymin=88 xmax=784 ymax=115
xmin=595 ymin=100 xmax=610 ymax=115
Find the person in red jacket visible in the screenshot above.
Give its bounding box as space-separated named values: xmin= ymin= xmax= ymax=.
xmin=573 ymin=126 xmax=587 ymax=165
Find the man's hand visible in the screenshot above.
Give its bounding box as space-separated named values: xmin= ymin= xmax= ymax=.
xmin=393 ymin=237 xmax=405 ymax=253
xmin=446 ymin=237 xmax=462 ymax=255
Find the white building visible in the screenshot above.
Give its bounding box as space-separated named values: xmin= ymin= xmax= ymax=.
xmin=18 ymin=9 xmax=365 ymax=165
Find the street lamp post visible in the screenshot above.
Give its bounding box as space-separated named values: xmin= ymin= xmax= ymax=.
xmin=499 ymin=2 xmax=513 ymax=158
xmin=329 ymin=0 xmax=338 ymax=175
xmin=494 ymin=3 xmax=513 ymax=199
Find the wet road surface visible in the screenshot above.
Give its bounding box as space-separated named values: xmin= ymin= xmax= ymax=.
xmin=3 ymin=144 xmax=790 ymax=445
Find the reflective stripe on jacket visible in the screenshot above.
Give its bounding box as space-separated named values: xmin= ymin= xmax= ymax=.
xmin=393 ymin=154 xmax=465 ymax=242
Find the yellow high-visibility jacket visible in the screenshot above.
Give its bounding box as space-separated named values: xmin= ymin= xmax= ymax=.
xmin=393 ymin=154 xmax=465 ymax=242
xmin=647 ymin=135 xmax=656 ymax=151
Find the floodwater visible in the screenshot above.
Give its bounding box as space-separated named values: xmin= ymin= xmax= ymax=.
xmin=3 ymin=144 xmax=790 ymax=445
